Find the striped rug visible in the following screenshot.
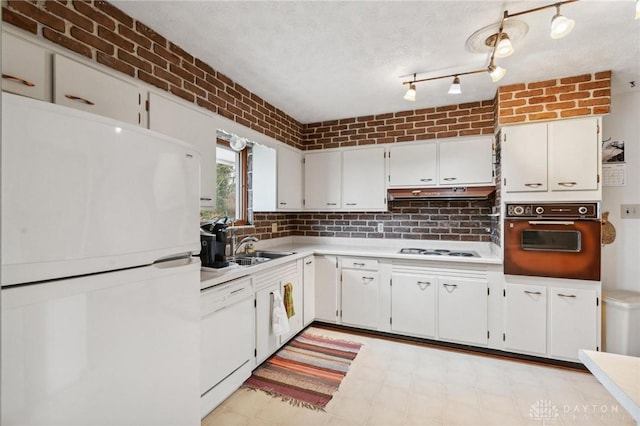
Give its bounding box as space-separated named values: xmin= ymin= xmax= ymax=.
xmin=243 ymin=331 xmax=363 ymax=410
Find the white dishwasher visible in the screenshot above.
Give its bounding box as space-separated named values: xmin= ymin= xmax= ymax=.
xmin=200 ymin=276 xmax=254 ymax=418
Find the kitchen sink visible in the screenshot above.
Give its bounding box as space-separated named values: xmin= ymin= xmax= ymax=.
xmin=228 ymin=250 xmax=296 ymax=266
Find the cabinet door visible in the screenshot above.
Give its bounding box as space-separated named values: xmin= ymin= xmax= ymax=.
xmin=504 ymin=283 xmax=547 ymax=355
xmin=548 ymin=117 xmax=599 ymax=191
xmin=303 ymin=256 xmax=316 ymax=326
xmin=304 ymin=151 xmax=341 ymax=210
xmin=278 ymin=273 xmax=303 ymax=343
xmin=438 ymin=137 xmax=493 ymax=185
xmin=148 ymin=92 xmax=217 ymax=209
xmin=549 ymin=287 xmax=598 ymax=360
xmin=314 ymin=255 xmax=338 ymax=322
xmin=341 ymin=269 xmax=379 ymax=329
xmin=438 ymin=277 xmax=488 ymax=345
xmin=2 ymin=32 xmax=50 ymax=101
xmin=277 ymin=145 xmax=303 ymax=210
xmin=391 ymin=273 xmax=436 ymax=337
xmin=253 ymin=143 xmax=277 ymax=211
xmin=502 ymin=123 xmax=548 ymax=192
xmin=53 ymin=55 xmax=141 ymax=126
xmin=255 ymin=283 xmax=281 ymax=364
xmin=342 ymin=147 xmax=386 ymax=210
xmin=388 ymin=142 xmax=437 ymax=187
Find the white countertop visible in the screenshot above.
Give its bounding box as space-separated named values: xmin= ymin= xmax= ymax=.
xmin=579 ymin=349 xmax=640 ymax=423
xmin=200 ymin=236 xmax=502 ymax=290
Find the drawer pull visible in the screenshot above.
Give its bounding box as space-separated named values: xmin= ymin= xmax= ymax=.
xmin=417 ymin=281 xmax=431 ymax=290
xmin=524 ymin=290 xmax=542 ymax=295
xmin=557 ymin=182 xmax=577 ymax=187
xmin=443 ymin=283 xmax=457 ymax=292
xmin=443 ymin=177 xmax=457 ymax=181
xmin=305 ymin=260 xmax=313 ymax=265
xmin=524 ymin=183 xmax=543 ymax=188
xmin=279 ymin=202 xmax=287 ymax=205
xmin=2 ymin=73 xmax=35 ymax=87
xmin=200 ymin=197 xmax=213 ymax=201
xmin=352 ymin=262 xmax=365 ymax=267
xmin=65 ymin=94 xmax=95 ymax=105
xmin=326 ymin=202 xmax=337 ymax=206
xmin=557 ymin=293 xmax=576 ymax=298
xmin=419 ymin=178 xmax=433 ymax=182
xmin=411 ymin=190 xmax=421 ymax=195
xmin=346 ymin=203 xmax=357 ymax=206
xmin=362 ymin=276 xmax=375 ymax=284
xmin=230 ymin=288 xmax=246 ymax=295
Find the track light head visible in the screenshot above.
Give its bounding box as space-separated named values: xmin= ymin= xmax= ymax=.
xmin=448 ymin=76 xmax=462 ymax=95
xmin=488 ymin=63 xmax=506 ymax=82
xmin=404 ymin=83 xmax=416 ymax=101
xmin=550 ymin=5 xmax=575 ymax=39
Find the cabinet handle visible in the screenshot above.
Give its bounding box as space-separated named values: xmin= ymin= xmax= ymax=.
xmin=279 ymin=202 xmax=287 ymax=205
xmin=419 ymin=178 xmax=433 ymax=182
xmin=443 ymin=283 xmax=458 ymax=292
xmin=326 ymin=202 xmax=337 ymax=206
xmin=443 ymin=177 xmax=457 ymax=181
xmin=2 ymin=73 xmax=35 ymax=87
xmin=352 ymin=262 xmax=365 ymax=267
xmin=557 ymin=293 xmax=576 ymax=298
xmin=411 ymin=190 xmax=421 ymax=195
xmin=200 ymin=197 xmax=213 ymax=201
xmin=346 ymin=203 xmax=357 ymax=206
xmin=524 ymin=290 xmax=542 ymax=295
xmin=305 ymin=261 xmax=313 ymax=265
xmin=362 ymin=276 xmax=375 ymax=284
xmin=65 ymin=94 xmax=95 ymax=105
xmin=524 ymin=183 xmax=543 ymax=188
xmin=557 ymin=182 xmax=577 ymax=187
xmin=417 ymin=281 xmax=431 ymax=290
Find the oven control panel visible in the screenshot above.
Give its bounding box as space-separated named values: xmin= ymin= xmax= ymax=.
xmin=505 ymin=203 xmax=599 ymax=219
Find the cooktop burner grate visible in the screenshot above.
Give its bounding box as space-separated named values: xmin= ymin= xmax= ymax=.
xmin=398 ymin=248 xmax=480 ymax=258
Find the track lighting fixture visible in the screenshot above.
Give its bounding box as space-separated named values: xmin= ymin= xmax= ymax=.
xmin=448 ymin=76 xmax=462 ymax=95
xmin=400 ymin=0 xmax=580 ymax=101
xmin=636 ymin=0 xmax=639 ymax=19
xmin=550 ymin=4 xmax=575 ymax=39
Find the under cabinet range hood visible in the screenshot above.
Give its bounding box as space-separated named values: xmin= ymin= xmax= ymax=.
xmin=388 ymin=186 xmax=496 ymax=201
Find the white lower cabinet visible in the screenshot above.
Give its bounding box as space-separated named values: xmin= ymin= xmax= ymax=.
xmin=341 ymin=268 xmax=379 ymax=329
xmin=438 ymin=277 xmax=488 ymax=346
xmin=504 ymin=283 xmax=547 ymax=356
xmin=314 ymin=255 xmax=339 ymax=323
xmin=303 ymin=256 xmax=316 ymax=326
xmin=549 ymin=287 xmax=598 ymax=360
xmin=390 ymin=272 xmax=436 ymax=338
xmin=255 ymin=282 xmax=280 ymax=364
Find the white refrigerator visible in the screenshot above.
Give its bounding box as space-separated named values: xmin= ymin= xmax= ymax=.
xmin=1 ymin=93 xmax=202 ymax=425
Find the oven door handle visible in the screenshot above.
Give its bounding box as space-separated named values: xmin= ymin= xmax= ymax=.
xmin=527 ymin=221 xmax=575 ymax=226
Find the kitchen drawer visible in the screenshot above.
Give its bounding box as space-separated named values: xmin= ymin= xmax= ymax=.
xmin=341 ymin=258 xmax=379 ymax=271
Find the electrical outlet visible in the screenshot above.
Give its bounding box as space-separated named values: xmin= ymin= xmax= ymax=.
xmin=621 ymin=204 xmax=640 ymax=219
xmin=271 ymin=223 xmax=278 ymax=233
xmin=377 ymin=223 xmax=384 ymax=233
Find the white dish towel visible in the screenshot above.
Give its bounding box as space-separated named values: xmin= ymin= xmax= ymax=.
xmin=272 ymin=290 xmax=290 ymax=336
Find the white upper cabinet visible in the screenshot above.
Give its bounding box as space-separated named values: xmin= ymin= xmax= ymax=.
xmin=548 ymin=117 xmax=599 ymax=191
xmin=2 ymin=32 xmax=50 ymax=101
xmin=388 ymin=141 xmax=437 ymax=187
xmin=304 ymin=150 xmax=342 ymax=210
xmin=502 ymin=117 xmax=600 ymax=197
xmin=438 ymin=136 xmax=494 ymax=185
xmin=252 ymin=143 xmax=277 ymax=212
xmin=502 ymin=123 xmax=548 ymax=192
xmin=147 ymin=92 xmax=217 ymax=209
xmin=342 ymin=146 xmax=386 ymax=210
xmin=53 ymin=55 xmax=141 ymax=126
xmin=277 ymin=145 xmax=303 ymax=210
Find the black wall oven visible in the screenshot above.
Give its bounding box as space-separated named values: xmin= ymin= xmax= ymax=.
xmin=504 ymin=203 xmax=601 ymax=281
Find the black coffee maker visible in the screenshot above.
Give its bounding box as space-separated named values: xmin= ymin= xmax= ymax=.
xmin=200 ymin=217 xmax=230 ymax=268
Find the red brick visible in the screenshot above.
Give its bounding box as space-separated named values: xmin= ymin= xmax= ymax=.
xmin=528 ymin=79 xmax=557 ymax=89
xmin=578 ymin=80 xmax=610 ymax=91
xmin=593 ymin=106 xmax=610 ymax=114
xmin=394 ymin=111 xmax=413 ymax=118
xmin=98 ymin=25 xmax=134 ymax=52
xmin=169 ymin=85 xmax=195 ymax=103
xmin=514 ymin=89 xmax=544 ymax=99
xmin=139 ymin=69 xmax=168 ymax=91
xmin=500 ymin=83 xmax=526 ymax=92
xmin=169 ymin=63 xmax=194 ymax=83
xmin=438 ymin=131 xmax=458 ymax=138
xmin=500 ymin=99 xmax=526 ymax=108
xmin=545 ymin=84 xmax=575 ymax=95
xmin=195 ymin=58 xmax=216 ymax=76
xmin=459 ymin=102 xmax=481 ymax=109
xmin=71 ymin=25 xmax=114 ymax=54
xmin=45 ymin=1 xmax=93 ymax=31
xmin=117 ymin=24 xmax=151 ymax=49
xmin=95 ymin=1 xmax=133 ymax=27
xmin=500 ymin=115 xmax=526 ymax=124
xmin=560 ymin=74 xmax=592 ymax=84
xmin=97 ymin=51 xmax=134 ymax=77
xmin=545 ymin=101 xmax=575 ymax=111
xmin=216 ymin=71 xmax=234 ymax=87
xmin=529 ymin=112 xmax=558 ymax=121
xmin=559 ymin=91 xmax=590 ymax=101
xmin=153 ymin=43 xmax=180 ymax=65
xmin=578 ymin=98 xmax=610 ymax=107
xmin=72 ymin=1 xmax=115 ymax=30
xmin=515 ymin=105 xmax=543 ymax=114
xmin=43 ymin=27 xmax=92 ymax=58
xmin=137 ymin=46 xmax=167 ymax=68
xmin=436 ymin=105 xmax=457 ymax=112
xmin=459 ymin=129 xmax=483 ymax=136
xmin=415 ymin=107 xmax=436 ymax=114
xmin=426 ymin=112 xmax=447 ymax=120
xmin=135 ymin=20 xmax=166 ymax=46
xmin=117 ymin=49 xmax=152 ymax=73
xmin=2 ymin=6 xmax=38 ymax=33
xmin=595 ymin=70 xmax=612 ymax=79
xmin=528 ymin=95 xmax=557 ymax=105
xmin=9 ymin=0 xmax=65 ymax=31
xmin=560 ymin=108 xmax=591 ymax=118
xmin=593 ymin=89 xmax=611 ymax=97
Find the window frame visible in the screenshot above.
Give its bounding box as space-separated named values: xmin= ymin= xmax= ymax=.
xmin=215 ymin=138 xmax=249 ymax=225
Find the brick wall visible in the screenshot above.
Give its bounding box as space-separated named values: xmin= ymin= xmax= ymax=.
xmin=2 ymin=0 xmax=304 ymax=149
xmin=497 ymin=71 xmax=611 ymax=125
xmin=302 ymin=100 xmax=495 ymax=150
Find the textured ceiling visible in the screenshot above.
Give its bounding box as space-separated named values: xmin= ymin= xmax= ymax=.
xmin=112 ymin=1 xmax=640 ymax=124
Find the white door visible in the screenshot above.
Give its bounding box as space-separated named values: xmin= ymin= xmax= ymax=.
xmin=148 ymin=92 xmax=217 ymax=209
xmin=303 ymin=256 xmax=316 ymax=326
xmin=548 ymin=117 xmax=599 ymax=191
xmin=314 ymin=255 xmax=338 ymax=323
xmin=391 ymin=273 xmax=436 ymax=337
xmin=504 ymin=283 xmax=547 ymax=355
xmin=438 ymin=277 xmax=488 ymax=345
xmin=342 ymin=147 xmax=386 ymax=210
xmin=304 ymin=151 xmax=342 ymax=210
xmin=341 ymin=269 xmax=379 ymax=329
xmin=2 ymin=32 xmax=50 ymax=101
xmin=438 ymin=136 xmax=494 ymax=185
xmin=53 ymin=55 xmax=141 ymax=126
xmin=388 ymin=142 xmax=437 ymax=187
xmin=549 ymin=287 xmax=598 ymax=360
xmin=277 ymin=145 xmax=303 ymax=210
xmin=255 ymin=282 xmax=281 ymax=364
xmin=502 ymin=123 xmax=548 ymax=192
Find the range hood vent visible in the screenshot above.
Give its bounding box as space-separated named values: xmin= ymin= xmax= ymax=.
xmin=388 ymin=186 xmax=496 ymax=202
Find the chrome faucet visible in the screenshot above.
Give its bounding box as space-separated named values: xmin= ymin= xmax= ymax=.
xmin=234 ymin=236 xmax=259 ymax=255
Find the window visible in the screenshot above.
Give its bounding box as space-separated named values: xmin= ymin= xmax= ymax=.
xmin=200 ymin=138 xmax=249 ymax=224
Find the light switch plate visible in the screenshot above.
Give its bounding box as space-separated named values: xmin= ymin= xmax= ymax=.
xmin=621 ymin=204 xmax=640 ymax=219
xmin=377 ymin=223 xmax=384 ymax=233
xmin=271 ymin=223 xmax=278 ymax=233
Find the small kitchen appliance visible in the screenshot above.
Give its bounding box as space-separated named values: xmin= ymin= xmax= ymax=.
xmin=200 ymin=217 xmax=230 ymax=268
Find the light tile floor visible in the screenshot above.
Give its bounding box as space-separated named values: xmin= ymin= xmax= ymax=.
xmin=202 ymin=327 xmax=635 ymax=426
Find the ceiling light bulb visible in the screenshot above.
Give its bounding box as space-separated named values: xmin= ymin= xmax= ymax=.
xmin=636 ymin=0 xmax=639 ymax=19
xmin=488 ymin=64 xmax=506 ymax=82
xmin=448 ymin=76 xmax=462 ymax=95
xmin=404 ymin=83 xmax=416 ymax=101
xmin=550 ymin=5 xmax=575 ymax=39
xmin=495 ymin=34 xmax=514 ymax=58
xmin=229 ymin=135 xmax=247 ymax=152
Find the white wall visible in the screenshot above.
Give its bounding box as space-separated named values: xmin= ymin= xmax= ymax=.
xmin=601 ymin=91 xmax=640 ymax=292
